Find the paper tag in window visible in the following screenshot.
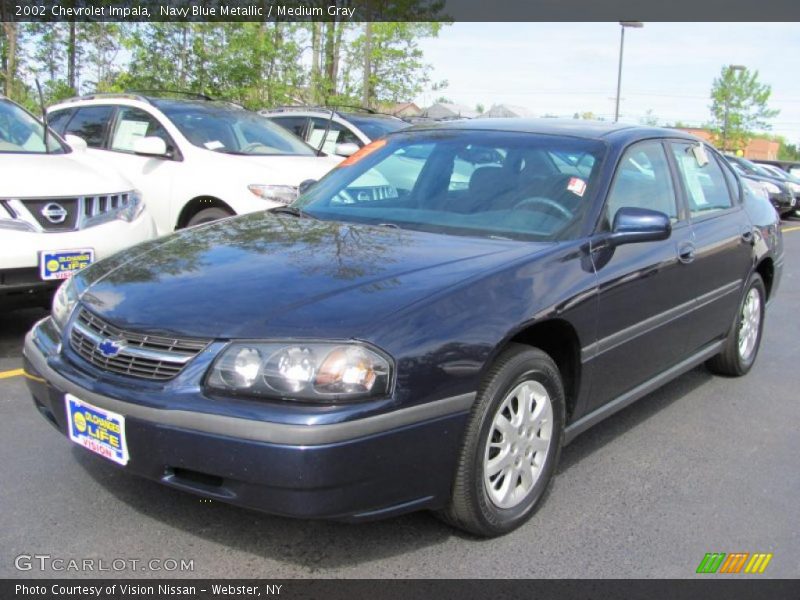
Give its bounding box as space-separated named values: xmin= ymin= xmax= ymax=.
xmin=567 ymin=177 xmax=587 ymax=197
xmin=204 ymin=140 xmax=225 ymax=150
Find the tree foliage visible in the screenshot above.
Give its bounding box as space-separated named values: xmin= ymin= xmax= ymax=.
xmin=4 ymin=20 xmax=446 ymax=113
xmin=709 ymin=66 xmax=779 ymax=151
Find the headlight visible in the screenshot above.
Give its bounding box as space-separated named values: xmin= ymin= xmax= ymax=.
xmin=762 ymin=181 xmax=781 ymax=194
xmin=247 ymin=185 xmax=298 ymax=205
xmin=789 ymin=182 xmax=800 ymax=194
xmin=119 ymin=190 xmax=145 ymax=222
xmin=51 ymin=277 xmax=78 ymax=332
xmin=206 ymin=342 xmax=393 ymax=402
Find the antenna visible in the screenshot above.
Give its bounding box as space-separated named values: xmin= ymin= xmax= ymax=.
xmin=35 ymin=79 xmax=50 ymax=154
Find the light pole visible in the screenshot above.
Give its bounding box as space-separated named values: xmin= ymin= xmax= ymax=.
xmin=721 ymin=64 xmax=746 ymax=152
xmin=614 ymin=21 xmax=643 ymax=123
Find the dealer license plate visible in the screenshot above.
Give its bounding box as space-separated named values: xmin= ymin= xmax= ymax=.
xmin=66 ymin=394 xmax=129 ymax=466
xmin=39 ymin=249 xmax=94 ymax=281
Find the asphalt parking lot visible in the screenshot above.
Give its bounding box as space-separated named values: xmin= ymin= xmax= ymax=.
xmin=1 ymin=221 xmax=799 ymax=579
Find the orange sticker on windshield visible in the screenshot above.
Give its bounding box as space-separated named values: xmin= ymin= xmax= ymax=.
xmin=338 ymin=138 xmax=387 ymax=167
xmin=567 ymin=177 xmax=586 ymax=197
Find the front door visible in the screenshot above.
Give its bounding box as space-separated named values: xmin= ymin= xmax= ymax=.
xmin=586 ymin=140 xmax=698 ymax=410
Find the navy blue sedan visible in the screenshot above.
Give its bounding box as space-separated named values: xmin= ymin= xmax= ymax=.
xmin=24 ymin=119 xmax=784 ymax=536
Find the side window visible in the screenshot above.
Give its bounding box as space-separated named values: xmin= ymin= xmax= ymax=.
xmin=671 ymin=142 xmax=733 ymax=217
xmin=47 ymin=109 xmax=74 ymax=135
xmin=64 ymin=106 xmax=114 ymax=148
xmin=716 ymin=154 xmax=741 ymax=204
xmin=110 ymin=107 xmax=174 ymax=154
xmin=269 ymin=116 xmax=309 ymax=140
xmin=309 ymin=118 xmax=363 ymax=154
xmin=605 ymin=141 xmax=678 ymax=226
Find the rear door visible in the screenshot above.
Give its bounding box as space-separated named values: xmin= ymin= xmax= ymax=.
xmin=668 ymin=142 xmax=753 ymax=354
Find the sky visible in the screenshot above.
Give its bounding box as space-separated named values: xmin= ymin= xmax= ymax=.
xmin=412 ymin=22 xmax=800 ymax=143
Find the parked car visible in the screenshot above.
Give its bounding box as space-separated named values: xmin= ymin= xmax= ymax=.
xmin=723 ymin=155 xmax=796 ymax=218
xmin=0 ymin=95 xmax=156 ymax=309
xmin=259 ymin=106 xmax=409 ymax=156
xmin=24 ymin=120 xmax=783 ymax=537
xmin=47 ymin=94 xmax=341 ymax=234
xmin=754 ymin=163 xmax=800 ymax=213
xmin=751 ymin=158 xmax=800 ymax=179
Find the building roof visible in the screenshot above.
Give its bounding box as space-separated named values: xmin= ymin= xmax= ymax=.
xmin=483 ymin=104 xmax=536 ymax=118
xmin=424 ymin=102 xmax=479 ymax=119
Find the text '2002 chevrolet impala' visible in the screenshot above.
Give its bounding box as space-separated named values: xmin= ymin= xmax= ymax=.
xmin=24 ymin=119 xmax=783 ymax=536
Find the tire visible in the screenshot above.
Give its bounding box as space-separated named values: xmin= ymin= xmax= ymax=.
xmin=439 ymin=343 xmax=565 ymax=537
xmin=706 ymin=273 xmax=766 ymax=377
xmin=186 ymin=207 xmax=233 ymax=228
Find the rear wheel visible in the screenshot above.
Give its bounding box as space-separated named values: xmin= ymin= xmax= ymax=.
xmin=186 ymin=207 xmax=233 ymax=227
xmin=440 ymin=344 xmax=565 ymax=537
xmin=706 ymin=273 xmax=766 ymax=377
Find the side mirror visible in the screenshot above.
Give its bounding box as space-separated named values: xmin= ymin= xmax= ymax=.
xmin=64 ymin=134 xmax=88 ymax=152
xmin=132 ymin=136 xmax=168 ymax=158
xmin=607 ymin=207 xmax=671 ymax=246
xmin=298 ymin=179 xmax=317 ymax=195
xmin=334 ymin=142 xmax=360 ymax=157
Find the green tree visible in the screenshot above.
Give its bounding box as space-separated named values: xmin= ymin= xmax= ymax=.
xmin=353 ymin=22 xmax=445 ymax=107
xmin=710 ymin=66 xmax=779 ymax=152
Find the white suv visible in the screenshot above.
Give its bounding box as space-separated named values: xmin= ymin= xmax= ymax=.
xmin=259 ymin=107 xmax=409 ymax=156
xmin=48 ymin=94 xmax=342 ymax=235
xmin=0 ymin=96 xmax=156 ymax=309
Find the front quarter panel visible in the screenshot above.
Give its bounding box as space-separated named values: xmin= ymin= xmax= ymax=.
xmin=366 ymin=241 xmax=599 ymax=420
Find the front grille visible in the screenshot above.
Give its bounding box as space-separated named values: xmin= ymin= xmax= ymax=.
xmin=22 ymin=198 xmax=79 ymax=231
xmin=69 ymin=308 xmax=209 ymax=381
xmin=6 ymin=193 xmax=134 ymax=232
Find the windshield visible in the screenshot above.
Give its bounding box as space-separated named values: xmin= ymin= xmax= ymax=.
xmin=345 ymin=114 xmax=409 ymax=141
xmin=0 ymin=100 xmax=66 ymax=154
xmin=159 ymin=103 xmax=316 ymax=156
xmin=296 ymin=130 xmax=606 ymax=242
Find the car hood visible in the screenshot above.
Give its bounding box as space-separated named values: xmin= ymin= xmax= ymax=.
xmin=215 ymin=153 xmax=342 ymax=185
xmin=77 ymin=213 xmax=546 ymax=340
xmin=0 ymin=152 xmax=133 ymax=197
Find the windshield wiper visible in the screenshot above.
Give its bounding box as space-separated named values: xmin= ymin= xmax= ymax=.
xmin=268 ymin=206 xmax=316 ymax=219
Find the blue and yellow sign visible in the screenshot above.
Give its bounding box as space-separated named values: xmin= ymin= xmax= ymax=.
xmin=66 ymin=394 xmax=128 ymax=466
xmin=39 ymin=248 xmax=94 ymax=281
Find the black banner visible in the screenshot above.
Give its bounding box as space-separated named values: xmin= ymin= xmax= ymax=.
xmin=4 ymin=579 xmax=800 ymax=600
xmin=2 ymin=0 xmax=800 ymax=22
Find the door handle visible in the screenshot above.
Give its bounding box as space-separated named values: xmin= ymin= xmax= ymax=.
xmin=741 ymin=228 xmax=755 ymax=245
xmin=677 ymin=241 xmax=696 ymax=264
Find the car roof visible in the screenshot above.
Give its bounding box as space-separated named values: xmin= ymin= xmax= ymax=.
xmin=402 ymin=117 xmax=701 ymax=143
xmin=49 ymin=94 xmax=247 ymax=114
xmin=262 ymin=107 xmax=404 ymax=122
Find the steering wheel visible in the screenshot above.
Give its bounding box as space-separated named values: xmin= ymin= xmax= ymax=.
xmin=240 ymin=142 xmax=273 ymax=154
xmin=513 ymin=197 xmax=573 ymax=220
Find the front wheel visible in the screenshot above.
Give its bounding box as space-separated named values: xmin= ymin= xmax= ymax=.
xmin=186 ymin=207 xmax=234 ymax=228
xmin=439 ymin=344 xmax=565 ymax=537
xmin=706 ymin=273 xmax=766 ymax=377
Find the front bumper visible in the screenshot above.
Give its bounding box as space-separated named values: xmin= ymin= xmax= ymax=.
xmin=23 ymin=319 xmax=471 ymax=521
xmin=1 ymin=212 xmax=156 ymax=306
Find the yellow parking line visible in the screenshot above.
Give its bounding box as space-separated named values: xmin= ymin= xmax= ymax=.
xmin=783 ymin=225 xmax=800 ymax=233
xmin=0 ymin=368 xmax=24 ymax=380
